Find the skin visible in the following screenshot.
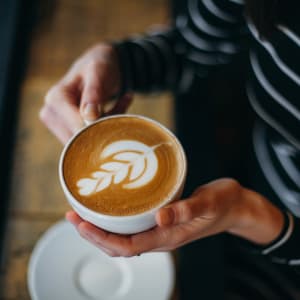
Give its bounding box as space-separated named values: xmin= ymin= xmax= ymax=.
xmin=40 ymin=43 xmax=285 ymax=257
xmin=66 ymin=179 xmax=284 ymax=257
xmin=40 ymin=44 xmax=133 ymax=144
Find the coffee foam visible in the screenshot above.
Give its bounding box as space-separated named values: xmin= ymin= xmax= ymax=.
xmin=63 ymin=116 xmax=184 ymax=216
xmin=77 ymin=140 xmax=169 ymax=196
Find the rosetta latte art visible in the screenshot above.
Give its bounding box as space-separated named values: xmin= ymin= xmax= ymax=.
xmin=77 ymin=140 xmax=166 ymax=196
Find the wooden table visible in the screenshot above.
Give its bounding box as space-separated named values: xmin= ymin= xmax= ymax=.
xmin=0 ymin=1 xmax=178 ymax=298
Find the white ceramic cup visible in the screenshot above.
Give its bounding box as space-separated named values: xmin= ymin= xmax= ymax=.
xmin=59 ymin=114 xmax=187 ymax=234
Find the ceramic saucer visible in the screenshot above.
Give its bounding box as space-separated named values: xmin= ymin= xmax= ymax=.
xmin=28 ymin=221 xmax=175 ymax=300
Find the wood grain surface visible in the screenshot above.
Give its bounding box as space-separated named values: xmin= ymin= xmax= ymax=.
xmin=0 ymin=0 xmax=178 ymax=299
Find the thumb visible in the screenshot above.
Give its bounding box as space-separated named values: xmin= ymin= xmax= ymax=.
xmin=80 ymin=77 xmax=104 ymax=121
xmin=156 ymin=196 xmax=214 ymax=227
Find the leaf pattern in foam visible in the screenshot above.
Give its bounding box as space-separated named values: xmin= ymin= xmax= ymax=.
xmin=113 ymin=152 xmax=140 ymax=162
xmin=101 ymin=162 xmax=125 ymax=172
xmin=95 ymin=175 xmax=112 ymax=192
xmin=76 ymin=140 xmax=161 ymax=196
xmin=130 ymin=156 xmax=145 ymax=180
xmin=77 ymin=178 xmax=98 ymax=196
xmin=113 ymin=165 xmax=129 ymax=184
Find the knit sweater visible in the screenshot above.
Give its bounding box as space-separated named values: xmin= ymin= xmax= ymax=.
xmin=115 ymin=0 xmax=300 ymax=268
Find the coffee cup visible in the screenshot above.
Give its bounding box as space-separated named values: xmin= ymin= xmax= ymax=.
xmin=59 ymin=114 xmax=187 ymax=234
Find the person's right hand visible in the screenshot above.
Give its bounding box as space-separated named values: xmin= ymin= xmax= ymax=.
xmin=40 ymin=43 xmax=133 ymax=144
xmin=66 ymin=178 xmax=284 ymax=257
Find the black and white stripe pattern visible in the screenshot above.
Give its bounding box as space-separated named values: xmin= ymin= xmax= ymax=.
xmin=115 ymin=0 xmax=247 ymax=93
xmin=115 ymin=0 xmax=300 ymax=267
xmin=247 ymin=19 xmax=300 ymax=221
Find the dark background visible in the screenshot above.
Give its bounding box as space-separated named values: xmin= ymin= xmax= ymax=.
xmin=0 ymin=0 xmax=37 ymax=269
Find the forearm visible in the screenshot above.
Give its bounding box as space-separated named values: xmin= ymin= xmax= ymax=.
xmin=228 ymin=188 xmax=285 ymax=245
xmin=227 ymin=185 xmax=300 ymax=271
xmin=113 ymin=0 xmax=249 ymax=95
xmin=114 ymin=29 xmax=184 ymax=94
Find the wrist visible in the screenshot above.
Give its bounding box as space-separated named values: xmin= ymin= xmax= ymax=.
xmin=228 ymin=188 xmax=284 ymax=245
xmin=89 ymin=43 xmax=122 ymax=95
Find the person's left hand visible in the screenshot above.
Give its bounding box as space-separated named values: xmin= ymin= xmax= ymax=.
xmin=66 ymin=178 xmax=284 ymax=257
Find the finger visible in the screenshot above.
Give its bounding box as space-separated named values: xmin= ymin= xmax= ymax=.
xmin=39 ymin=105 xmax=74 ymax=144
xmin=76 ymin=223 xmax=118 ymax=256
xmin=78 ymin=222 xmax=134 ymax=256
xmin=65 ymin=213 xmax=115 ymax=255
xmin=94 ymin=245 xmax=117 ymax=257
xmin=78 ymin=221 xmax=168 ymax=257
xmin=156 ymin=195 xmax=215 ymax=227
xmin=105 ymin=93 xmax=133 ymax=115
xmin=56 ymin=99 xmax=84 ymax=134
xmin=45 ymin=85 xmax=84 ymax=134
xmin=65 ymin=211 xmax=83 ymax=227
xmin=80 ymin=74 xmax=104 ymax=121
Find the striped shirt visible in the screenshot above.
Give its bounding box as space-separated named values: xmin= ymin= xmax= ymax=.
xmin=115 ymin=0 xmax=300 ymax=269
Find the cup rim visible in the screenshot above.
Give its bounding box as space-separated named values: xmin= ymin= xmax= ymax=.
xmin=59 ymin=114 xmax=187 ymax=221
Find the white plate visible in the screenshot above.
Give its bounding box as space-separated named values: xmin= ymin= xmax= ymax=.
xmin=28 ymin=221 xmax=175 ymax=300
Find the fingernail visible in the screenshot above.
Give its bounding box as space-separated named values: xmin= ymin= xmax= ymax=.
xmin=160 ymin=207 xmax=174 ymax=226
xmin=83 ymin=103 xmax=101 ymax=121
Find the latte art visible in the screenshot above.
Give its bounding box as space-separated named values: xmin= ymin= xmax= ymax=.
xmin=62 ymin=115 xmax=185 ymax=216
xmin=77 ymin=140 xmax=168 ymax=196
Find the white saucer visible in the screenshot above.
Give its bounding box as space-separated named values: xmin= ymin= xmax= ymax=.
xmin=28 ymin=221 xmax=175 ymax=300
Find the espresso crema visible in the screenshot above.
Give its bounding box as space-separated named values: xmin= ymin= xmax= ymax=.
xmin=63 ymin=116 xmax=185 ymax=216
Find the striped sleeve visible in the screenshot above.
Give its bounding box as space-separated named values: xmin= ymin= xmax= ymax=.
xmin=247 ymin=21 xmax=300 ymax=215
xmin=239 ymin=209 xmax=300 ymax=274
xmin=114 ymin=0 xmax=248 ymax=94
xmin=246 ymin=17 xmax=300 ymax=271
xmin=247 ymin=23 xmax=300 ymax=149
